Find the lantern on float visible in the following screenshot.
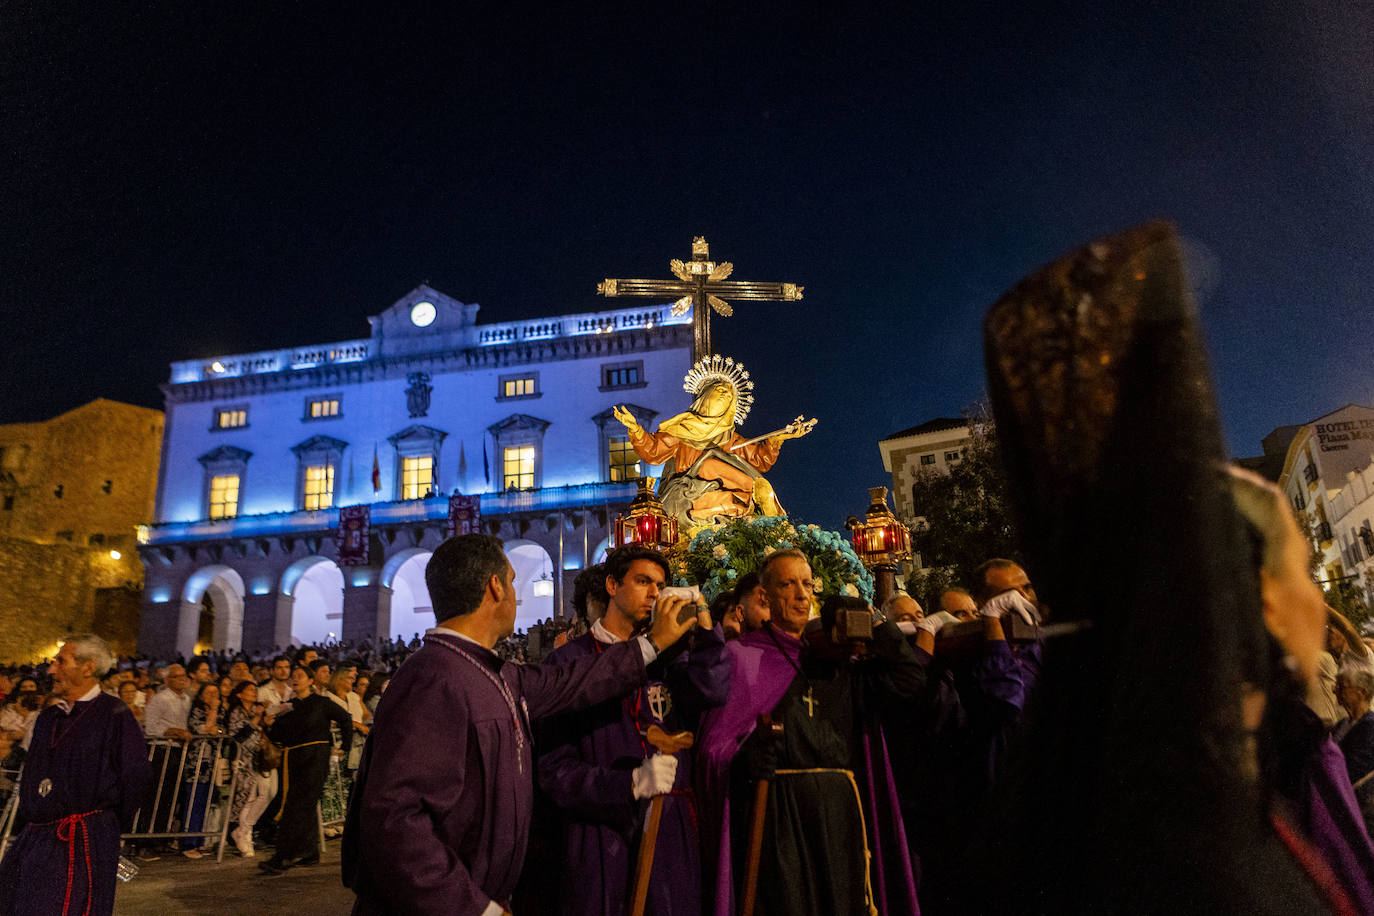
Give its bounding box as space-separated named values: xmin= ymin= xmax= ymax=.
xmin=613 ymin=478 xmax=679 ymax=552
xmin=849 ymin=486 xmax=912 ymax=606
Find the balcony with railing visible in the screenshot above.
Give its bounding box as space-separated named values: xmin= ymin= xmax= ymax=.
xmin=168 ymin=302 xmax=691 ymax=385
xmin=170 ymin=339 xmax=373 ymax=384
xmin=476 ymin=304 xmax=689 ymax=346
xmin=142 ymin=481 xmax=640 ymax=545
xmin=1315 ymin=521 xmax=1334 ymax=544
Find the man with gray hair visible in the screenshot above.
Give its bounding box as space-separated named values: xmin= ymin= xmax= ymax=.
xmin=0 ymin=635 xmax=150 ymax=915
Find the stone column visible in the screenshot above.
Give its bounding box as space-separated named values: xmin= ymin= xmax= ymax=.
xmin=342 ymin=576 xmax=390 ymax=642
xmin=241 ymin=593 xmax=279 ymax=655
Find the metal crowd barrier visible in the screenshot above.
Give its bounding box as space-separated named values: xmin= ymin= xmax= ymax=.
xmin=0 ymin=733 xmax=353 ymax=868
xmin=130 ymin=735 xmax=243 ymax=863
xmin=0 ymin=735 xmax=244 ymax=866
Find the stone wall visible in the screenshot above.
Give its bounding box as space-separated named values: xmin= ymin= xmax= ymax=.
xmin=0 ymin=536 xmax=141 ymax=661
xmin=0 ymin=399 xmax=162 ymax=661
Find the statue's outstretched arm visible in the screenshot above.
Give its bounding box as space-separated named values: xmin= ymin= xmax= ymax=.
xmin=612 ymin=405 xmax=643 ymax=437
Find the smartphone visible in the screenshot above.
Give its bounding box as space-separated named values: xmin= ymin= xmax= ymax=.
xmin=660 ymin=585 xmax=703 ymax=605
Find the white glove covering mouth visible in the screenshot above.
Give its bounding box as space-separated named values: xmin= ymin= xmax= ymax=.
xmin=632 ymin=753 xmax=679 ymax=800
xmin=980 ymin=590 xmax=1041 ymax=626
xmin=915 ymin=611 xmax=960 ymax=635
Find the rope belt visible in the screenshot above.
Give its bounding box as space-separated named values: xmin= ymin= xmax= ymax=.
xmin=273 ymin=740 xmax=330 ymax=822
xmin=33 ymin=809 xmax=104 ymax=916
xmin=771 ymin=768 xmax=878 ymax=916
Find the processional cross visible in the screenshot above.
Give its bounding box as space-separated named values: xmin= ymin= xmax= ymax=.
xmin=598 ymin=237 xmax=804 ymax=361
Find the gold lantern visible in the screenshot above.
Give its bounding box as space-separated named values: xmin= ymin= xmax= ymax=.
xmin=850 ymin=486 xmax=911 ymax=606
xmin=613 ymin=478 xmax=679 ymax=552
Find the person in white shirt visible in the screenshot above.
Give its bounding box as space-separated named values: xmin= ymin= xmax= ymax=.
xmin=138 ymin=663 xmax=193 ymax=857
xmin=142 ymin=664 xmax=192 ymax=740
xmin=259 ymin=655 xmax=294 ymax=712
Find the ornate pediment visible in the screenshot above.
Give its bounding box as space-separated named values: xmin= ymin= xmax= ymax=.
xmin=488 ymin=414 xmax=551 ymax=437
xmin=290 ymin=435 xmax=349 ymax=456
xmin=197 ymin=445 xmax=252 ymax=467
xmin=387 ymin=425 xmax=448 ymax=447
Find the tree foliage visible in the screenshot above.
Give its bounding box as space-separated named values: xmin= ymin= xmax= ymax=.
xmin=904 ymin=403 xmax=1023 ymax=610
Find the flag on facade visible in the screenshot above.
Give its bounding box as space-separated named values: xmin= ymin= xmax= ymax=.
xmin=483 ymin=438 xmax=490 ymax=484
xmin=458 ymin=441 xmax=468 ymax=489
xmin=371 ymin=446 xmax=381 ymax=493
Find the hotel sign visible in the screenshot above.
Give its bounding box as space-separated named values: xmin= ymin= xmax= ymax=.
xmin=1315 ymin=418 xmax=1374 ymax=453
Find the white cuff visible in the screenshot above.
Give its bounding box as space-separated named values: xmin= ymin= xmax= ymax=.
xmin=636 ymin=635 xmax=658 ymax=665
xmin=482 ymin=901 xmax=505 ymax=916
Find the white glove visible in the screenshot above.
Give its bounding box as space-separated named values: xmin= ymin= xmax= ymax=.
xmin=981 ymin=590 xmax=1040 ymax=625
xmin=916 ymin=611 xmax=960 ymax=635
xmin=631 ymin=754 xmax=678 ymax=800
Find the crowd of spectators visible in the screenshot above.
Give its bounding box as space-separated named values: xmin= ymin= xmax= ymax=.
xmin=0 ymin=620 xmax=574 ymax=863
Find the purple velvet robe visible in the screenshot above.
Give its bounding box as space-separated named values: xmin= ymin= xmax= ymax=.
xmin=696 ymin=624 xmax=922 ymax=916
xmin=536 ymin=625 xmax=729 ymax=916
xmin=343 ymin=633 xmax=649 ymax=915
xmin=0 ymin=692 xmax=150 ymax=916
xmin=1294 ymin=736 xmax=1374 ymax=913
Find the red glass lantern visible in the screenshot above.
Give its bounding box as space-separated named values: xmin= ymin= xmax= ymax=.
xmin=614 ymin=478 xmax=679 ymax=551
xmin=850 ymin=486 xmax=911 ymax=569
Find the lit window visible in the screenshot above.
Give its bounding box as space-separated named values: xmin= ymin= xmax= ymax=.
xmin=920 ymin=454 xmax=936 ymax=466
xmin=209 ymin=475 xmax=240 ymax=518
xmin=215 ymin=408 xmax=247 ymax=429
xmin=608 ymin=437 xmax=640 ymax=482
xmin=303 ymin=464 xmax=335 ymax=510
xmin=503 ymin=376 xmax=537 ymax=398
xmin=308 ymin=398 xmax=340 ymax=419
xmin=401 ymin=456 xmax=433 ymax=500
xmin=504 ymin=445 xmax=535 ymax=490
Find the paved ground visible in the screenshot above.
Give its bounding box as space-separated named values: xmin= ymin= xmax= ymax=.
xmin=114 ymin=842 xmax=355 ymax=914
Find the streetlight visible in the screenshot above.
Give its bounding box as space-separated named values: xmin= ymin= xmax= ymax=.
xmin=848 ymin=486 xmax=911 ymax=608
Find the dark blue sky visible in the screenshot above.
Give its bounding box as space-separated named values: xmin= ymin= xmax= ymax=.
xmin=3 ymin=1 xmax=1372 ymax=529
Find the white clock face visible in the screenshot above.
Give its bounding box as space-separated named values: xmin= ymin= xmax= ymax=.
xmin=410 ymin=301 xmax=437 ymax=328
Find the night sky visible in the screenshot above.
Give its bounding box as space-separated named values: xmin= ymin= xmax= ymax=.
xmin=4 ymin=1 xmax=1372 ymax=530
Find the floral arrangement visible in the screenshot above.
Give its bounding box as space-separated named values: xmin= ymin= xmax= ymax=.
xmin=674 ymin=516 xmax=875 ymax=605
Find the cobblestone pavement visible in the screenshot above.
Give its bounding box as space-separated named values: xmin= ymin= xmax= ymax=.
xmin=114 ymin=843 xmax=355 ymax=914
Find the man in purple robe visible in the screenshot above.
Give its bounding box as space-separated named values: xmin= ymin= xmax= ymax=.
xmin=343 ymin=534 xmax=702 ymax=916
xmin=697 ymin=550 xmax=925 ymax=916
xmin=536 ymin=545 xmax=730 ymax=916
xmin=0 ymin=634 xmax=151 ymax=916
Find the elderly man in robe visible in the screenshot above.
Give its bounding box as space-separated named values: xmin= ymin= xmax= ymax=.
xmin=697 ymin=549 xmax=924 ymax=916
xmin=0 ymin=635 xmax=150 ymax=916
xmin=344 ymin=534 xmax=702 ymax=916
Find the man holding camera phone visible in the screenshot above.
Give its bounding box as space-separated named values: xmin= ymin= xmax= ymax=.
xmin=533 ymin=544 xmax=730 ymax=916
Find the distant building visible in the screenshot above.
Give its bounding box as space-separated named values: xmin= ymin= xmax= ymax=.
xmin=1328 ymin=461 xmax=1374 ymax=606
xmin=139 ymin=285 xmax=692 ymax=658
xmin=0 ymin=400 xmax=164 ymax=661
xmin=877 ymin=417 xmax=971 ymax=522
xmin=1268 ymin=404 xmax=1374 ymax=590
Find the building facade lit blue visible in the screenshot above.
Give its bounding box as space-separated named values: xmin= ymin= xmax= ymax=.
xmin=139 ymin=285 xmax=691 ymax=658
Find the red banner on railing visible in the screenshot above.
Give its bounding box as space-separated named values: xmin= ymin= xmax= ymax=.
xmin=447 ymin=494 xmax=481 ymax=538
xmin=336 ymin=505 xmax=370 ymax=566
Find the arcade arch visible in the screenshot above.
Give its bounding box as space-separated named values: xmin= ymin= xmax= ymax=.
xmin=506 ymin=539 xmax=554 ymax=634
xmin=382 ymin=548 xmax=433 ymax=643
xmin=278 ymin=557 xmax=344 ymax=648
xmin=179 ymin=565 xmax=245 ymax=658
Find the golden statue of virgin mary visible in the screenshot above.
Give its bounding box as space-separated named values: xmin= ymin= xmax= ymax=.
xmin=612 ymin=355 xmax=811 ymax=529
